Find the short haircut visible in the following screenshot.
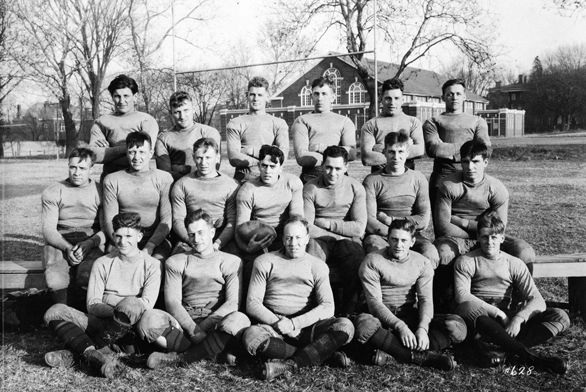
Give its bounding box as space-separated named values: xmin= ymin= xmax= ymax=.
xmin=259 ymin=144 xmax=285 ymax=165
xmin=384 ymin=129 xmax=410 ymax=148
xmin=323 ymin=145 xmax=348 ymax=164
xmin=184 ymin=208 xmax=215 ymax=228
xmin=107 ymin=74 xmax=139 ymax=95
xmin=193 ymin=137 xmax=220 ymax=154
xmin=389 ymin=218 xmax=416 ymax=237
xmin=311 ymin=76 xmax=334 ymax=90
xmin=460 ymin=139 xmax=491 ymax=160
xmin=381 ymin=78 xmax=404 ymax=94
xmin=126 ymin=131 xmax=152 ymax=149
xmin=248 ymin=76 xmax=269 ymax=91
xmin=477 ymin=210 xmax=505 ymax=235
xmin=441 ymin=78 xmax=466 ymax=95
xmin=112 ymin=212 xmax=142 ymax=232
xmin=284 ymin=215 xmax=309 ymax=234
xmin=169 ymin=91 xmax=192 ymax=109
xmin=68 ymin=147 xmax=96 ymax=165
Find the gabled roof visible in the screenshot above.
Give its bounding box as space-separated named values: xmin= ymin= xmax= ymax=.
xmin=488 ymin=82 xmax=530 ymax=93
xmin=271 ymin=54 xmax=488 ymax=103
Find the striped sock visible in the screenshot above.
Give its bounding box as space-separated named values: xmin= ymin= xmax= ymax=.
xmin=48 ymin=320 xmax=93 ymax=354
xmin=183 ymin=331 xmax=231 ymax=363
xmin=368 ymin=327 xmax=411 ymax=362
xmin=162 ymin=327 xmax=191 ymax=353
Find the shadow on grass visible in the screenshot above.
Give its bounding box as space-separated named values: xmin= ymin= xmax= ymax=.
xmin=1 ymin=237 xmax=43 ymax=261
xmin=1 ymin=183 xmax=47 ymax=201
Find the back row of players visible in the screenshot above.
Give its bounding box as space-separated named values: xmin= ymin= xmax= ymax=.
xmin=41 ymin=74 xmax=570 ymax=380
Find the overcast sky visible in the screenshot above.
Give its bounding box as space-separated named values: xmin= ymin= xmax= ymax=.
xmin=7 ymin=0 xmax=586 ymax=109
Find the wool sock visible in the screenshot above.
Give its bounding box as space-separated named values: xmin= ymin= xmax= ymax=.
xmin=428 ymin=328 xmax=451 ymax=351
xmin=49 ymin=320 xmax=93 ymax=354
xmin=183 ymin=331 xmax=232 ymax=363
xmin=475 ymin=315 xmax=530 ymax=357
xmin=518 ymin=323 xmax=554 ymax=348
xmin=293 ymin=331 xmax=349 ymax=367
xmin=51 ymin=289 xmax=68 ymax=305
xmin=162 ymin=327 xmax=191 ymax=353
xmin=368 ymin=327 xmax=411 ymax=363
xmin=258 ymin=338 xmax=297 ymax=359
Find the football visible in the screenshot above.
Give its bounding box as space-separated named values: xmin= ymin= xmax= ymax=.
xmin=236 ymin=220 xmax=277 ymax=244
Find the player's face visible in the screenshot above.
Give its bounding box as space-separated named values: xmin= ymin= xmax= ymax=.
xmin=283 ymin=222 xmax=309 ymax=259
xmin=323 ymin=156 xmax=347 ymax=186
xmin=127 ymin=142 xmax=153 ymax=172
xmin=68 ymin=157 xmax=92 ymax=186
xmin=113 ymin=227 xmax=142 ymax=257
xmin=478 ymin=228 xmax=504 ymax=258
xmin=312 ymin=85 xmax=334 ymax=113
xmin=384 ymin=142 xmax=408 ymax=172
xmin=258 ymin=155 xmax=282 ymax=185
xmin=187 ymin=219 xmax=215 ymax=255
xmin=461 ymin=154 xmax=488 ymax=184
xmin=194 ymin=146 xmax=219 ymax=178
xmin=111 ymin=88 xmax=136 ymax=115
xmin=381 ymin=89 xmax=403 ymax=116
xmin=442 ymin=84 xmax=466 ymax=113
xmin=170 ymin=101 xmax=194 ymax=129
xmin=248 ymin=87 xmax=268 ymax=113
xmin=387 ymin=228 xmax=416 ymax=260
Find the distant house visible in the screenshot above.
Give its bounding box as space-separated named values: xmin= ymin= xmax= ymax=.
xmin=487 ymin=75 xmax=531 ymax=111
xmin=219 ymin=55 xmax=488 ymax=133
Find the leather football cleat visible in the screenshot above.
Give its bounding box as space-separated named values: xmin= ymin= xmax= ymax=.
xmin=261 ymin=359 xmax=297 ymax=381
xmin=44 ymin=349 xmax=75 ymax=368
xmin=146 ymin=352 xmax=182 ymax=370
xmin=411 ymin=350 xmax=456 ymax=371
xmin=371 ymin=349 xmax=395 ymax=366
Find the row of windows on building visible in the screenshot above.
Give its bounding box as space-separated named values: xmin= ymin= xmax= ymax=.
xmin=298 ymin=67 xmax=444 ymax=107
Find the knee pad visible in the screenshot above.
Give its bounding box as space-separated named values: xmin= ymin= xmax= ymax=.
xmin=114 ymin=297 xmax=146 ymax=326
xmin=217 ymin=311 xmax=251 ymax=337
xmin=330 ymin=317 xmax=355 ymax=344
xmin=43 ymin=303 xmax=70 ymax=325
xmin=443 ymin=314 xmax=468 ymax=343
xmin=543 ymin=308 xmax=571 ymax=335
xmin=242 ymin=325 xmax=272 ymax=356
xmin=352 ymin=313 xmax=381 ymax=344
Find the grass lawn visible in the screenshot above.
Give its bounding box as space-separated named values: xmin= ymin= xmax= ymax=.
xmin=1 ymin=144 xmax=586 ymax=391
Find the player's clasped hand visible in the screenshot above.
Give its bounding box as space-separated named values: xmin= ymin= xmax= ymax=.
xmin=247 ymin=233 xmax=276 ymax=253
xmin=397 ymin=323 xmax=417 ymax=350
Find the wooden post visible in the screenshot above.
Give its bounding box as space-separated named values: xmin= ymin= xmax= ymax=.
xmin=568 ymin=277 xmax=586 ymax=320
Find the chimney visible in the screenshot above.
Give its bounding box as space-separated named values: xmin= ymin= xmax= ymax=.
xmin=17 ymin=104 xmax=21 ymax=119
xmin=495 ymin=81 xmax=502 ymax=88
xmin=518 ymin=74 xmax=524 ymax=84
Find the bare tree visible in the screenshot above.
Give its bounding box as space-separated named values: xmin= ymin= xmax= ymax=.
xmin=0 ymin=0 xmax=25 ymax=112
xmin=441 ymin=57 xmax=516 ymax=97
xmin=275 ymin=0 xmax=493 ymax=117
xmin=66 ymin=0 xmax=130 ymax=119
xmin=178 ymin=71 xmax=230 ymax=125
xmin=13 ymin=0 xmax=79 ymax=154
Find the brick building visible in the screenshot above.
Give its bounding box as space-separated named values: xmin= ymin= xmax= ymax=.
xmin=219 ymin=55 xmax=488 ymax=133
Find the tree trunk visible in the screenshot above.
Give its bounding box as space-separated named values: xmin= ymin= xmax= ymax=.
xmin=59 ymin=92 xmax=77 ymax=156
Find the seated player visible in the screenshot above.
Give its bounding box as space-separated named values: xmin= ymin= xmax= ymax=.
xmin=242 ymin=217 xmax=355 ymax=380
xmin=138 ymin=209 xmax=250 ymax=369
xmin=41 ymin=148 xmax=105 ymax=306
xmin=235 ymin=144 xmax=303 ymax=263
xmin=88 ymin=74 xmax=159 ymax=178
xmin=303 ymin=145 xmax=366 ymax=315
xmin=422 ymin=78 xmax=490 ymax=208
xmin=291 ymin=76 xmax=357 ymax=183
xmin=155 ymin=91 xmax=222 ymax=181
xmin=362 ymin=131 xmax=439 ymax=267
xmin=43 ymin=212 xmax=161 ymax=378
xmin=454 ymin=211 xmax=570 ymax=373
xmin=171 ymin=138 xmax=239 ymax=254
xmin=353 ymin=219 xmax=466 ymax=371
xmin=433 ymin=139 xmax=535 ymax=311
xmin=103 ymin=132 xmax=173 ymax=260
xmin=360 ymin=78 xmax=424 ymax=172
xmin=226 ymin=76 xmax=289 ymax=183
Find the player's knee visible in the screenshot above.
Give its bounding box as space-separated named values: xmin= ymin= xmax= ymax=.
xmin=363 ymin=235 xmax=387 ymax=254
xmin=242 ymin=325 xmax=271 ymax=356
xmin=455 ymin=301 xmax=487 ymax=327
xmin=114 ymin=297 xmax=146 ymax=326
xmin=352 ymin=313 xmax=381 ymax=344
xmin=443 ymin=314 xmax=468 ymax=343
xmin=544 ymin=308 xmax=571 ymax=336
xmin=45 ymin=268 xmax=70 ymax=291
xmin=217 ymin=311 xmax=251 ymax=337
xmin=306 ymin=238 xmax=327 ymax=261
xmin=418 ymin=242 xmax=440 ymax=269
xmin=330 ymin=317 xmax=355 ymax=344
xmin=434 ymin=239 xmax=458 ymax=266
xmin=44 ymin=303 xmax=70 ymax=325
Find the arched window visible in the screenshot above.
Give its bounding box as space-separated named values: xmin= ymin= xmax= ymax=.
xmin=348 ymin=81 xmax=366 ymax=104
xmin=323 ymin=67 xmax=342 ymax=104
xmin=300 ymin=85 xmax=312 ymax=107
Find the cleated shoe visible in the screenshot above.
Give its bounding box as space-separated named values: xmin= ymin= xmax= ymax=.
xmin=474 ymin=338 xmax=507 ymax=367
xmin=523 ymin=349 xmax=568 ymax=374
xmin=371 ymin=349 xmax=395 ymax=366
xmin=84 ymin=347 xmax=124 ymax=378
xmin=45 ymin=349 xmax=75 ymax=368
xmin=146 ymin=351 xmax=182 ymax=370
xmin=411 ymin=350 xmax=456 ymax=371
xmin=261 ymin=359 xmax=297 ymax=381
xmin=328 ymin=351 xmax=352 ymax=368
